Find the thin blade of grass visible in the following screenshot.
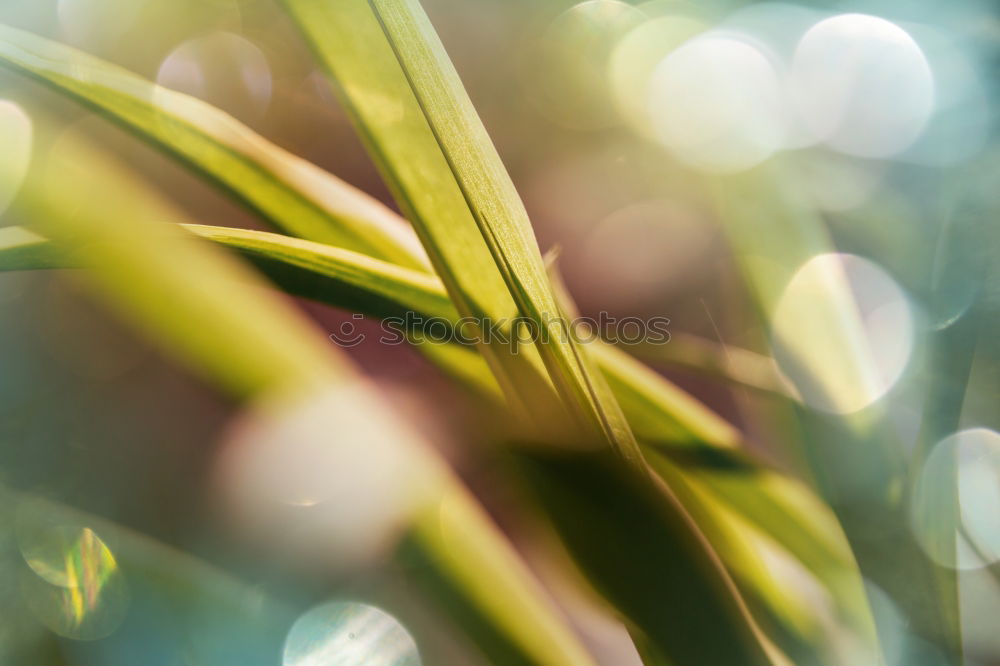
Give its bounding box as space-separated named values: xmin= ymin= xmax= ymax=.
xmin=512 ymin=446 xmax=785 ymax=666
xmin=367 ymin=0 xmax=643 ymax=461
xmin=649 ymin=449 xmax=875 ymax=644
xmin=8 ymin=124 xmax=596 ymax=666
xmin=0 ymin=23 xmax=428 ymax=271
xmin=647 ymin=457 xmax=830 ymax=661
xmin=0 ymin=223 xmax=741 ymax=444
xmin=280 ymin=0 xmax=636 ymax=454
xmin=0 ymin=223 xmax=859 ymax=605
xmin=2 ymin=220 xmax=868 ymax=661
xmin=0 ymin=19 xmax=764 ymax=454
xmin=712 ymin=161 xmax=960 ymax=662
xmin=627 ymin=334 xmax=789 ymax=397
xmin=590 ymin=340 xmax=742 ymax=448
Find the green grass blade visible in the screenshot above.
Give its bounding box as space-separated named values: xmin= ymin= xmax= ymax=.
xmin=8 ymin=127 xmax=596 ymax=666
xmin=0 ymin=23 xmax=428 ymax=271
xmin=712 ymin=162 xmax=958 ymax=661
xmin=0 ymin=223 xmax=855 ymax=586
xmin=590 ymin=340 xmax=742 ymax=448
xmin=650 ymin=449 xmax=875 ymax=640
xmin=0 ymin=223 xmax=741 ymax=445
xmin=186 ymin=225 xmax=747 ymax=450
xmin=513 ymin=447 xmax=783 ymax=666
xmin=0 ymin=16 xmax=787 ymax=454
xmin=627 ymin=334 xmax=789 ymax=397
xmin=281 ymin=0 xmax=641 ymax=458
xmin=368 ymin=0 xmax=644 ymax=460
xmin=2 ymin=219 xmax=871 ymax=661
xmin=647 ymin=458 xmax=828 ymax=659
xmin=0 ymin=18 xmax=761 ymax=454
xmin=189 ymin=224 xmax=452 ymax=328
xmin=18 ymin=181 xmax=344 ymax=401
xmin=0 ymin=225 xmax=62 ymax=269
xmin=177 ymin=225 xmax=508 ymax=402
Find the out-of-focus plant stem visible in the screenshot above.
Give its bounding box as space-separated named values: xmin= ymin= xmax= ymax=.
xmin=626 ymin=333 xmax=789 ymax=397
xmin=708 ymin=159 xmax=972 ymax=664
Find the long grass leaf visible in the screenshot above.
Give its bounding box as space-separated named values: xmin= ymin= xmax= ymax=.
xmin=280 ymin=0 xmax=638 ymax=456
xmin=628 ymin=334 xmax=789 ymax=397
xmin=712 ymin=162 xmax=958 ymax=661
xmin=647 ymin=458 xmax=828 ymax=659
xmin=0 ymin=223 xmax=856 ymax=594
xmin=0 ymin=223 xmax=739 ymax=444
xmin=513 ymin=447 xmax=783 ymax=665
xmin=370 ymin=0 xmax=644 ymax=460
xmin=0 ymin=23 xmax=428 ymax=270
xmin=0 ymin=19 xmax=762 ymax=455
xmin=2 ymin=220 xmax=869 ymax=661
xmin=7 ymin=124 xmax=596 ymax=666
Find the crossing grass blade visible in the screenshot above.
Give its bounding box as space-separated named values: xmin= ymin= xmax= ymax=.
xmin=627 ymin=334 xmax=789 ymax=397
xmin=15 ymin=0 xmax=768 ymax=652
xmin=366 ymin=0 xmax=643 ymax=458
xmin=0 ymin=222 xmax=748 ymax=447
xmin=0 ymin=225 xmax=751 ymax=444
xmin=0 ymin=23 xmax=429 ymax=271
xmin=280 ymin=0 xmax=642 ymax=457
xmin=0 ymin=222 xmax=863 ymax=622
xmin=4 ymin=218 xmax=835 ymax=662
xmin=711 ymin=162 xmax=959 ymax=662
xmin=0 ymin=18 xmax=759 ymax=453
xmin=6 ymin=126 xmax=598 ymax=666
xmin=0 ymin=11 xmax=881 ymax=662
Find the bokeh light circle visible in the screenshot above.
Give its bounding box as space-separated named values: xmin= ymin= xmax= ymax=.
xmin=911 ymin=428 xmax=1000 ymax=570
xmin=216 ymin=385 xmax=437 ymax=568
xmin=521 ymin=0 xmax=647 ymax=130
xmin=647 ymin=33 xmax=785 ymax=172
xmin=788 ymin=13 xmax=934 ymax=159
xmin=156 ymin=32 xmax=272 ymax=125
xmin=609 ymin=15 xmax=705 ymax=135
xmin=16 ymin=522 xmax=129 ymax=641
xmin=284 ymin=601 xmax=420 ymax=666
xmin=770 ymin=253 xmax=914 ymax=414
